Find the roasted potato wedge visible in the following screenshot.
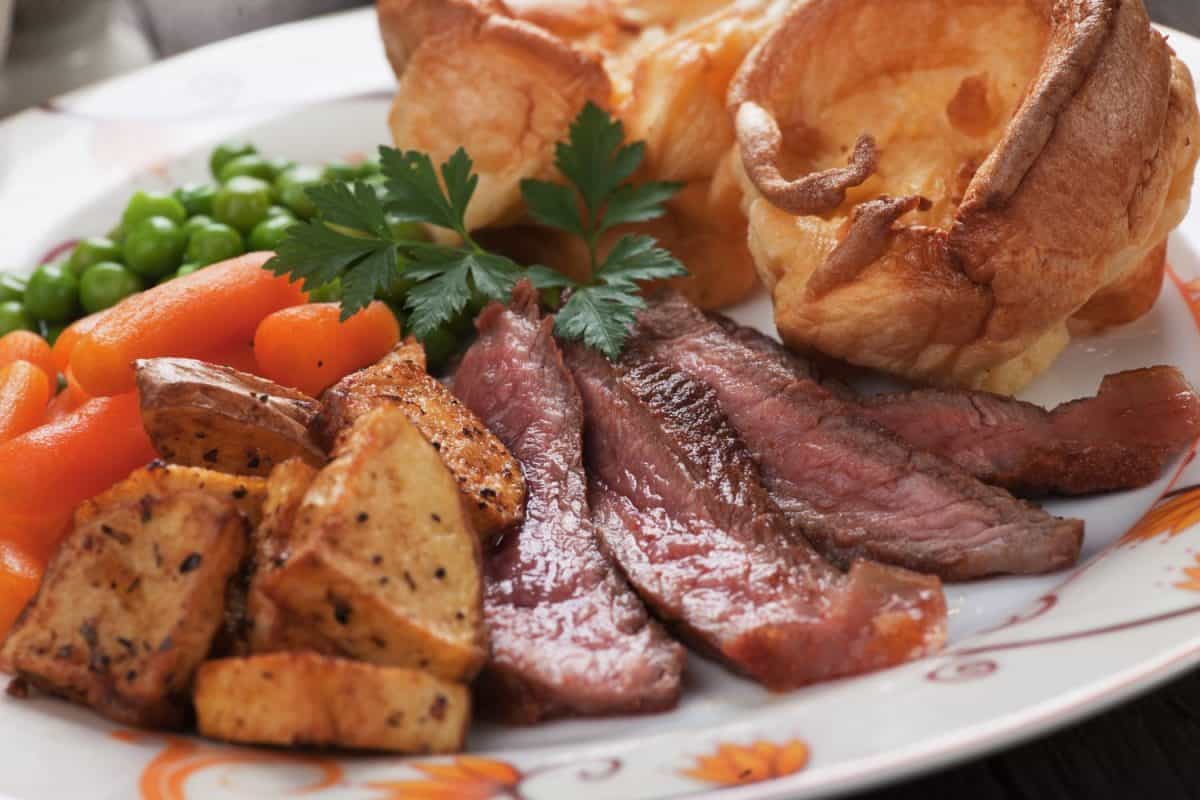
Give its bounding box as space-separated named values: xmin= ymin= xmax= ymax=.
xmin=238 ymin=459 xmax=336 ymax=655
xmin=135 ymin=357 xmax=325 ymax=477
xmin=195 ymin=652 xmax=469 ymax=753
xmin=2 ymin=476 xmax=247 ymax=728
xmin=74 ymin=462 xmax=267 ymax=530
xmin=314 ymin=341 xmax=525 ymax=541
xmin=260 ymin=406 xmax=486 ymax=681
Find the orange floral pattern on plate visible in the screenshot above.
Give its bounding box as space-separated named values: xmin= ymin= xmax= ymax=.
xmin=1178 ymin=553 xmax=1200 ymax=592
xmin=1122 ymin=487 xmax=1200 ymax=545
xmin=113 ymin=731 xmax=343 ymax=800
xmin=681 ymin=739 xmax=810 ymax=787
xmin=366 ymin=756 xmax=523 ymax=800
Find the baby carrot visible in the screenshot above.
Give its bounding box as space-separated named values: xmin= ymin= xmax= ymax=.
xmin=254 ymin=301 xmax=400 ymax=396
xmin=63 ymin=366 xmax=90 ymax=407
xmin=52 ymin=309 xmax=108 ymax=374
xmin=70 ymin=253 xmax=306 ymax=396
xmin=0 ymin=541 xmax=46 ymax=640
xmin=44 ymin=388 xmax=81 ymax=423
xmin=0 ymin=331 xmax=54 ymax=381
xmin=0 ymin=509 xmax=70 ymax=567
xmin=0 ymin=392 xmax=155 ymax=520
xmin=0 ymin=361 xmax=51 ymax=443
xmin=206 ymin=339 xmax=259 ymax=375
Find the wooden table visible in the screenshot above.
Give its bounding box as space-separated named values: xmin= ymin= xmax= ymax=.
xmin=855 ymin=9 xmax=1200 ymax=795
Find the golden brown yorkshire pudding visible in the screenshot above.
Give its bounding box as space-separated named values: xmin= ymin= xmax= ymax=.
xmin=376 ymin=0 xmax=783 ymax=308
xmin=376 ymin=0 xmax=611 ymax=231
xmin=730 ymin=0 xmax=1200 ymax=393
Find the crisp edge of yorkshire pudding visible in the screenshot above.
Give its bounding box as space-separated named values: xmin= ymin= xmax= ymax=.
xmin=378 ymin=0 xmax=605 ymax=81
xmin=728 ymin=0 xmax=1200 ymax=393
xmin=376 ymin=0 xmax=612 ymax=232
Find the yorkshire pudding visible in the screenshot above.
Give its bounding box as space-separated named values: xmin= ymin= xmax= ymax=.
xmin=376 ymin=0 xmax=784 ymax=308
xmin=730 ymin=0 xmax=1200 ymax=393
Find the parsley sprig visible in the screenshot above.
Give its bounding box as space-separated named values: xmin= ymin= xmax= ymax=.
xmin=266 ymin=103 xmax=687 ymax=359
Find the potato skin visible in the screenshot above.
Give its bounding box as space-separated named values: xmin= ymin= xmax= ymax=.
xmin=261 ymin=405 xmax=486 ymax=681
xmin=195 ymin=652 xmax=469 ymax=753
xmin=135 ymin=357 xmax=325 ymax=477
xmin=2 ymin=476 xmax=247 ymax=728
xmin=314 ymin=341 xmax=525 ymax=541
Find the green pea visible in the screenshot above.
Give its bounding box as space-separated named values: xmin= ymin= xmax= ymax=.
xmin=164 ymin=263 xmax=203 ymax=283
xmin=210 ymin=141 xmax=256 ymax=179
xmin=420 ymin=325 xmax=459 ymax=372
xmin=38 ymin=320 xmax=67 ymax=346
xmin=186 ymin=222 xmax=244 ymax=265
xmin=213 ymin=176 xmax=273 ymax=233
xmin=378 ymin=263 xmax=414 ymax=306
xmin=388 ymin=218 xmax=429 ymax=242
xmin=0 ymin=302 xmax=33 ymax=336
xmin=268 ymin=157 xmax=296 ymax=176
xmin=266 ymin=205 xmax=295 ymax=220
xmin=248 ymin=216 xmax=298 ymax=251
xmin=357 ymin=157 xmax=382 ymax=178
xmin=308 ymin=279 xmax=343 ymax=303
xmin=0 ymin=274 xmax=28 ymax=303
xmin=322 ymin=161 xmax=360 ymax=183
xmin=24 ymin=263 xmax=80 ymax=322
xmin=123 ymin=216 xmax=187 ymax=279
xmin=385 ymin=301 xmax=406 ymax=332
xmin=79 ymin=262 xmax=144 ymax=313
xmin=173 ymin=183 xmax=218 ymax=217
xmin=67 ymin=236 xmax=123 ymax=276
xmin=122 ymin=190 xmax=187 ymax=228
xmin=274 ymin=165 xmax=323 ymax=219
xmin=183 ymin=214 xmax=215 ymax=239
xmin=107 ymin=222 xmax=126 ymax=244
xmin=218 ymin=154 xmax=277 ymax=183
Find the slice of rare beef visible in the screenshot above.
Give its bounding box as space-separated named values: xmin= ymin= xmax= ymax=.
xmin=635 ymin=293 xmax=1083 ymax=581
xmin=566 ymin=345 xmax=946 ymax=690
xmin=717 ymin=318 xmax=1200 ymax=496
xmin=855 ymin=369 xmax=1200 ymax=495
xmin=453 ymin=285 xmax=684 ymax=723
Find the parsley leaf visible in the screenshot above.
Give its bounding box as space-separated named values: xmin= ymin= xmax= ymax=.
xmin=402 ymin=245 xmax=524 ymax=337
xmin=305 ymin=181 xmax=390 ymax=237
xmin=379 ymin=147 xmax=468 ymax=234
xmin=521 ymin=180 xmax=584 ymax=238
xmin=265 ymin=220 xmax=394 ymax=316
xmin=265 ymin=103 xmax=690 ymax=362
xmin=556 ymin=285 xmax=646 ymax=360
xmin=600 ymin=181 xmax=683 ymax=231
xmin=595 ymin=235 xmax=687 ymax=288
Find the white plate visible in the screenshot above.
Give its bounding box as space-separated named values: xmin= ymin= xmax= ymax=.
xmin=2 ymin=10 xmax=1200 ymax=800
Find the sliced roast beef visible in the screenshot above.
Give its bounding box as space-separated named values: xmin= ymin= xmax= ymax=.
xmin=566 ymin=345 xmax=946 ymax=690
xmin=854 ymin=369 xmax=1200 ymax=495
xmin=716 ymin=318 xmax=1200 ymax=496
xmin=634 ymin=293 xmax=1083 ymax=581
xmin=453 ymin=284 xmax=683 ymax=723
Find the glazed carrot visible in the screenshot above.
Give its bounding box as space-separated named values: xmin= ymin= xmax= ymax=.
xmin=254 ymin=301 xmax=400 ymax=396
xmin=0 ymin=509 xmax=70 ymax=566
xmin=0 ymin=362 xmax=51 ymax=443
xmin=207 ymin=340 xmax=260 ymax=375
xmin=52 ymin=309 xmax=108 ymax=374
xmin=0 ymin=541 xmax=45 ymax=639
xmin=44 ymin=388 xmax=81 ymax=423
xmin=0 ymin=331 xmax=54 ymax=381
xmin=63 ymin=366 xmax=90 ymax=406
xmin=0 ymin=393 xmax=155 ymax=520
xmin=70 ymin=252 xmax=307 ymax=396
